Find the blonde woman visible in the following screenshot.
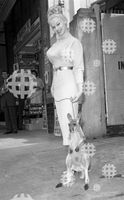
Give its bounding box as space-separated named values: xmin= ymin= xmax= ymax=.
xmin=47 ymin=5 xmax=84 ymax=148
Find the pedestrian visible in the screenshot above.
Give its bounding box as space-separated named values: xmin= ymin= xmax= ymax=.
xmin=17 ymin=97 xmax=25 ymax=130
xmin=30 ymin=69 xmax=44 ymax=105
xmin=0 ymin=71 xmax=18 ymax=134
xmin=47 ymin=5 xmax=84 ymax=148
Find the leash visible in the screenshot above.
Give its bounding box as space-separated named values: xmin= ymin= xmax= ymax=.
xmin=71 ymin=99 xmax=76 ymax=119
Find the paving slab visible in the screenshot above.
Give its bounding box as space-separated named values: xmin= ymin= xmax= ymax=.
xmin=0 ymin=129 xmax=124 ymax=200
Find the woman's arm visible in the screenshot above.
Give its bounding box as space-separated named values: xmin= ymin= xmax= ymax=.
xmin=71 ymin=39 xmax=84 ymax=102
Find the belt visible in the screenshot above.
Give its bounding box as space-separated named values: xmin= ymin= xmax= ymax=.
xmin=54 ymin=66 xmax=73 ymax=72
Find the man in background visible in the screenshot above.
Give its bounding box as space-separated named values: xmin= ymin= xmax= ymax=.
xmin=0 ymin=71 xmax=18 ymax=134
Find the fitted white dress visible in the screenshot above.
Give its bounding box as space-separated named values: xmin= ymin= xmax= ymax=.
xmin=47 ymin=32 xmax=84 ymax=145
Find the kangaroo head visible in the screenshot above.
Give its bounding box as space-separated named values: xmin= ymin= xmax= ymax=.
xmin=67 ymin=113 xmax=86 ymax=150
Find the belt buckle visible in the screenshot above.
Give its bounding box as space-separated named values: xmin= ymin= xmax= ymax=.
xmin=54 ymin=66 xmax=73 ymax=72
xmin=58 ymin=66 xmax=62 ymax=71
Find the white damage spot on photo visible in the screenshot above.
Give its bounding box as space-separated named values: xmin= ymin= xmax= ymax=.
xmin=80 ymin=18 xmax=96 ymax=33
xmin=93 ymin=183 xmax=101 ymax=192
xmin=102 ymin=163 xmax=117 ymax=178
xmin=102 ymin=39 xmax=117 ymax=54
xmin=81 ymin=142 xmax=96 ymax=157
xmin=10 ymin=193 xmax=34 ymax=200
xmin=83 ymin=81 xmax=96 ymax=96
xmin=93 ymin=59 xmax=101 ymax=68
xmin=7 ymin=69 xmax=37 ymax=99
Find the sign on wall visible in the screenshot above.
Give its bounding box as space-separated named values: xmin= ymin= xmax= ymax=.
xmin=102 ymin=13 xmax=124 ymax=125
xmin=17 ymin=19 xmax=31 ymax=42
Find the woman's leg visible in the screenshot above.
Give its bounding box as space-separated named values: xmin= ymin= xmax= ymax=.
xmin=55 ymin=99 xmax=78 ymax=146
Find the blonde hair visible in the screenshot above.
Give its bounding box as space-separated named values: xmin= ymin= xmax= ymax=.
xmin=47 ymin=5 xmax=67 ymax=24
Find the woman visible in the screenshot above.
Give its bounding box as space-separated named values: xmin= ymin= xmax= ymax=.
xmin=47 ymin=5 xmax=84 ymax=147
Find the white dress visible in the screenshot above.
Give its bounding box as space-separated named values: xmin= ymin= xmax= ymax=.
xmin=47 ymin=32 xmax=84 ymax=145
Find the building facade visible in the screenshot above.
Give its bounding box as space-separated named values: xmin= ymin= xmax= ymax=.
xmin=2 ymin=0 xmax=124 ymax=137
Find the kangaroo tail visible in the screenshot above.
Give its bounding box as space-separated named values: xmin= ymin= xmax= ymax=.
xmin=88 ymin=159 xmax=92 ymax=171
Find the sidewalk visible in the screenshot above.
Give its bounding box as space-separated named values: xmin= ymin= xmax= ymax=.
xmin=0 ymin=128 xmax=124 ymax=200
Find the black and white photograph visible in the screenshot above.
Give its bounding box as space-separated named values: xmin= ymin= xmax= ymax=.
xmin=0 ymin=0 xmax=124 ymax=200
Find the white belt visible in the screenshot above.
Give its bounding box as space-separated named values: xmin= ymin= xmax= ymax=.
xmin=54 ymin=66 xmax=73 ymax=72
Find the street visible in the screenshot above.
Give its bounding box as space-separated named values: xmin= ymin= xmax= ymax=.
xmin=0 ymin=129 xmax=124 ymax=200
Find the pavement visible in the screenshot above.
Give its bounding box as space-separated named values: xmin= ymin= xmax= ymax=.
xmin=0 ymin=127 xmax=124 ymax=200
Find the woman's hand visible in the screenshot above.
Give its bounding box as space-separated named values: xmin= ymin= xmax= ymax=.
xmin=71 ymin=93 xmax=82 ymax=103
xmin=71 ymin=92 xmax=83 ymax=103
xmin=71 ymin=84 xmax=83 ymax=103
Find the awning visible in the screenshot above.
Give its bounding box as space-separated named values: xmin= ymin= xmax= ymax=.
xmin=92 ymin=0 xmax=124 ymax=11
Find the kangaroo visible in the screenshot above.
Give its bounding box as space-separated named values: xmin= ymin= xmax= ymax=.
xmin=56 ymin=113 xmax=91 ymax=190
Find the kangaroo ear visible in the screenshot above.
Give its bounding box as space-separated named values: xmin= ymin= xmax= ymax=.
xmin=67 ymin=113 xmax=72 ymax=122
